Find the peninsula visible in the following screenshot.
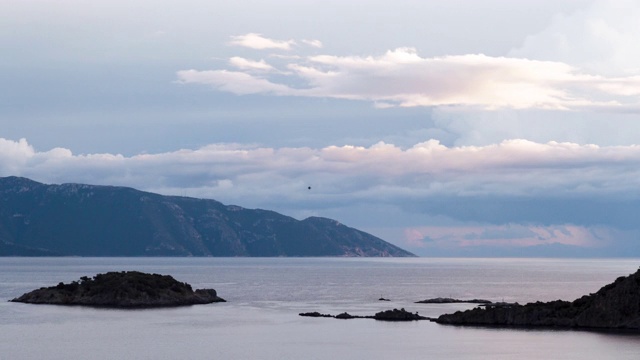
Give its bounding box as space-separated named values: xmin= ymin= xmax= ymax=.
xmin=436 ymin=268 xmax=640 ymax=331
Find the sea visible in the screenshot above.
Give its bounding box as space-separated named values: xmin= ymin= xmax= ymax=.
xmin=1 ymin=257 xmax=639 ymax=360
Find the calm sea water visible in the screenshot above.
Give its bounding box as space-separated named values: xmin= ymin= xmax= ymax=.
xmin=1 ymin=257 xmax=639 ymax=360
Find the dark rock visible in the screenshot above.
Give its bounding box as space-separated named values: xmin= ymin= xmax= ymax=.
xmin=436 ymin=268 xmax=640 ymax=331
xmin=335 ymin=312 xmax=360 ymax=319
xmin=374 ymin=308 xmax=428 ymax=321
xmin=416 ymin=297 xmax=492 ymax=304
xmin=10 ymin=271 xmax=225 ymax=308
xmin=299 ymin=311 xmax=370 ymax=319
xmin=299 ymin=311 xmax=333 ymax=318
xmin=299 ymin=308 xmax=428 ymax=321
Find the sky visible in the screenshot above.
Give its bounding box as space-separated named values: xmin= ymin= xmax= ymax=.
xmin=2 ymin=0 xmax=640 ymax=256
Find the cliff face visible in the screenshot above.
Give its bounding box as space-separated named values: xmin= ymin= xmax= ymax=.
xmin=436 ymin=268 xmax=640 ymax=330
xmin=0 ymin=176 xmax=414 ymax=257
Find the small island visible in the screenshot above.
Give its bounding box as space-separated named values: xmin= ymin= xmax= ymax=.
xmin=300 ymin=308 xmax=428 ymax=321
xmin=436 ymin=268 xmax=640 ymax=331
xmin=10 ymin=271 xmax=225 ymax=308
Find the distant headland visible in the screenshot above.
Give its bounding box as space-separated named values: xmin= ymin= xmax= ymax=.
xmin=0 ymin=176 xmax=414 ymax=257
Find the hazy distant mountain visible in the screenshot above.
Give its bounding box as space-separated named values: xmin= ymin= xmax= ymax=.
xmin=0 ymin=177 xmax=414 ymax=257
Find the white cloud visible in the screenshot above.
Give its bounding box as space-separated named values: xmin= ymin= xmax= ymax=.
xmin=4 ymin=137 xmax=640 ymax=204
xmin=510 ymin=0 xmax=640 ymax=76
xmin=0 ymin=138 xmax=35 ymax=173
xmin=302 ymin=39 xmax=323 ymax=48
xmin=0 ymin=137 xmax=34 ymax=158
xmin=228 ymin=33 xmax=296 ymax=50
xmin=431 ymin=106 xmax=640 ymax=147
xmin=6 ymin=137 xmax=640 ymax=253
xmin=176 ymin=69 xmax=292 ymax=95
xmin=228 ymin=57 xmax=275 ymax=72
xmin=178 ymin=47 xmax=640 ymax=111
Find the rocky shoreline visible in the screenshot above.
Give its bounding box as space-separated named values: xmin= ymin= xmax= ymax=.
xmin=435 ymin=268 xmax=640 ymax=331
xmin=300 ymin=269 xmax=640 ymax=331
xmin=10 ymin=271 xmax=225 ymax=308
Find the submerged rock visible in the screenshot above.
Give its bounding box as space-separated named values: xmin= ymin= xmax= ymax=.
xmin=10 ymin=271 xmax=225 ymax=308
xmin=374 ymin=308 xmax=428 ymax=321
xmin=416 ymin=297 xmax=492 ymax=304
xmin=436 ymin=268 xmax=640 ymax=331
xmin=299 ymin=311 xmax=333 ymax=318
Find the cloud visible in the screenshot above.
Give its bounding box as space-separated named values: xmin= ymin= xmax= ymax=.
xmin=176 ymin=69 xmax=292 ymax=95
xmin=0 ymin=138 xmax=35 ymax=173
xmin=431 ymin=106 xmax=640 ymax=148
xmin=403 ymin=224 xmax=613 ymax=249
xmin=510 ymin=0 xmax=640 ymax=76
xmin=228 ymin=33 xmax=295 ymax=50
xmin=178 ymin=47 xmax=640 ymax=111
xmin=5 ymin=137 xmax=640 ymax=253
xmin=228 ymin=57 xmax=276 ymax=72
xmin=397 ymin=223 xmax=639 ymax=257
xmin=302 ymin=39 xmax=323 ymax=48
xmin=4 ymin=137 xmax=640 ymax=207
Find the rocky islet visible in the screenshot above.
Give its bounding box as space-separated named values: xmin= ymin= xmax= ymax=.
xmin=11 ymin=271 xmax=225 ymax=308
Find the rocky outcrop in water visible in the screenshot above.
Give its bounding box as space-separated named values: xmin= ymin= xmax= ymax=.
xmin=299 ymin=311 xmax=335 ymax=318
xmin=416 ymin=297 xmax=491 ymax=304
xmin=373 ymin=308 xmax=428 ymax=321
xmin=299 ymin=308 xmax=428 ymax=321
xmin=10 ymin=271 xmax=225 ymax=308
xmin=436 ymin=268 xmax=640 ymax=331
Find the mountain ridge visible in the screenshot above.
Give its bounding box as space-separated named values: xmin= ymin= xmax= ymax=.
xmin=0 ymin=176 xmax=414 ymax=257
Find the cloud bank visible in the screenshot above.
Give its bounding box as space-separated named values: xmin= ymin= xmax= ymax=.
xmin=5 ymin=137 xmax=640 ymax=201
xmin=2 ymin=137 xmax=640 ymax=254
xmin=510 ymin=0 xmax=640 ymax=76
xmin=178 ymin=39 xmax=640 ymax=111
